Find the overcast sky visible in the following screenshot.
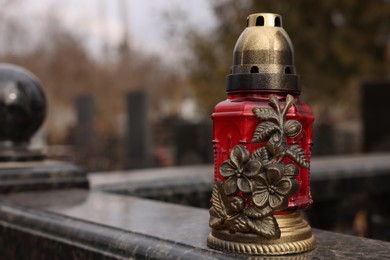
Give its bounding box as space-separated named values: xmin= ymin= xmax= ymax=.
xmin=15 ymin=0 xmax=216 ymax=60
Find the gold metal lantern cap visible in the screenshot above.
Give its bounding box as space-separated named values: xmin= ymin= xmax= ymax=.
xmin=227 ymin=13 xmax=300 ymax=93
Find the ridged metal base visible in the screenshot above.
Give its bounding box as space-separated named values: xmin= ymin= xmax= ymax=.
xmin=207 ymin=212 xmax=316 ymax=255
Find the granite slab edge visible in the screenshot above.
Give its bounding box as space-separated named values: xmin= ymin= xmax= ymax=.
xmin=0 ymin=200 xmax=238 ymax=260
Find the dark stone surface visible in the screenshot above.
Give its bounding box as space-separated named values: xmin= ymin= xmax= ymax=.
xmin=309 ymin=154 xmax=390 ymax=199
xmin=0 ymin=160 xmax=89 ymax=193
xmin=93 ymin=165 xmax=212 ymax=208
xmin=90 ymin=153 xmax=390 ymax=240
xmin=306 ymin=154 xmax=390 ymax=236
xmin=362 ymin=82 xmax=390 ymax=152
xmin=90 ymin=153 xmax=390 ymax=204
xmin=0 ymin=189 xmax=389 ymax=259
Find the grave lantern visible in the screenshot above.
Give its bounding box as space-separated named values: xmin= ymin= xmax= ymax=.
xmin=208 ymin=13 xmax=316 ymax=255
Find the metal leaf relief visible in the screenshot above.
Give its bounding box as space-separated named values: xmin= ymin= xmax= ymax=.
xmin=209 ymin=94 xmax=309 ymax=239
xmin=252 ymin=121 xmax=280 ymax=143
xmin=285 ymin=144 xmax=309 ymax=169
xmin=249 ymin=215 xmax=280 ymax=238
xmin=210 ymin=180 xmax=229 ymax=219
xmin=253 ymin=107 xmax=278 ymax=122
xmin=251 ymin=146 xmax=270 ymax=163
xmin=244 ymin=205 xmax=272 ymax=219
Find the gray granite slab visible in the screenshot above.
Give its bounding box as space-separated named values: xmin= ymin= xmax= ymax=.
xmin=89 ymin=165 xmax=213 ymax=188
xmin=87 ymin=154 xmax=390 ymax=241
xmin=0 ymin=160 xmax=88 ymax=193
xmin=1 ymin=189 xmax=390 ymax=259
xmin=89 ymin=153 xmax=390 ymax=202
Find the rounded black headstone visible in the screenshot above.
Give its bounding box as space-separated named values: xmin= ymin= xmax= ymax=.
xmin=0 ymin=64 xmax=46 ymax=145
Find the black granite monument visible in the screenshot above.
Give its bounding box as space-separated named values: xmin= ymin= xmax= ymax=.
xmin=362 ymin=82 xmax=390 ymax=152
xmin=0 ymin=63 xmax=88 ymax=193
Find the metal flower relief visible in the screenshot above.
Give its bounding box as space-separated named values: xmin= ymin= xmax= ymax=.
xmin=220 ymin=145 xmax=262 ymax=195
xmin=252 ymin=164 xmax=297 ymax=211
xmin=209 ymin=94 xmax=309 ymax=239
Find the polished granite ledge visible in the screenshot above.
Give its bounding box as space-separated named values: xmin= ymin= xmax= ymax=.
xmin=89 ymin=153 xmax=390 ymax=202
xmin=1 ymin=189 xmax=390 ymax=259
xmin=0 ymin=160 xmax=89 ymax=193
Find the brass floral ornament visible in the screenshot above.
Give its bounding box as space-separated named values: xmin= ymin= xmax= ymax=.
xmin=252 ymin=164 xmax=295 ymax=212
xmin=219 ymin=145 xmax=262 ymax=195
xmin=209 ymin=94 xmax=309 ymax=239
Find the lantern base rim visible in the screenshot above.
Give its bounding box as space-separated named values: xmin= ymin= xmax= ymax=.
xmin=207 ymin=212 xmax=316 ymax=255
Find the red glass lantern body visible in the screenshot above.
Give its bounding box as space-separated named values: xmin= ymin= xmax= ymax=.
xmin=213 ymin=92 xmax=314 ymax=212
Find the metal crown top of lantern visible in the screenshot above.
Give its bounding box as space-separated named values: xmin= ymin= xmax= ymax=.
xmin=227 ymin=13 xmax=300 ymax=93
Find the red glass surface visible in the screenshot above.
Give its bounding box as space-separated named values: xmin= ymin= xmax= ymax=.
xmin=212 ymin=91 xmax=314 ymax=211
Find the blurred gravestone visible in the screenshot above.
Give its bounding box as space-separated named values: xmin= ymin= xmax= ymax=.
xmin=175 ymin=122 xmax=213 ymax=165
xmin=125 ymin=91 xmax=152 ymax=169
xmin=312 ymin=124 xmax=336 ymax=156
xmin=74 ymin=95 xmax=96 ymax=148
xmin=362 ymin=82 xmax=390 ymax=152
xmin=73 ymin=95 xmax=96 ymax=170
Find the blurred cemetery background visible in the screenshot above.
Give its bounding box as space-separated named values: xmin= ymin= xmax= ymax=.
xmin=1 ymin=0 xmax=390 ymax=172
xmin=1 ymin=0 xmax=390 ymax=248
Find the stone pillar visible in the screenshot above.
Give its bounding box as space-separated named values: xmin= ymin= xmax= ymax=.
xmin=73 ymin=95 xmax=96 ymax=168
xmin=74 ymin=95 xmax=96 ymax=147
xmin=125 ymin=91 xmax=152 ymax=169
